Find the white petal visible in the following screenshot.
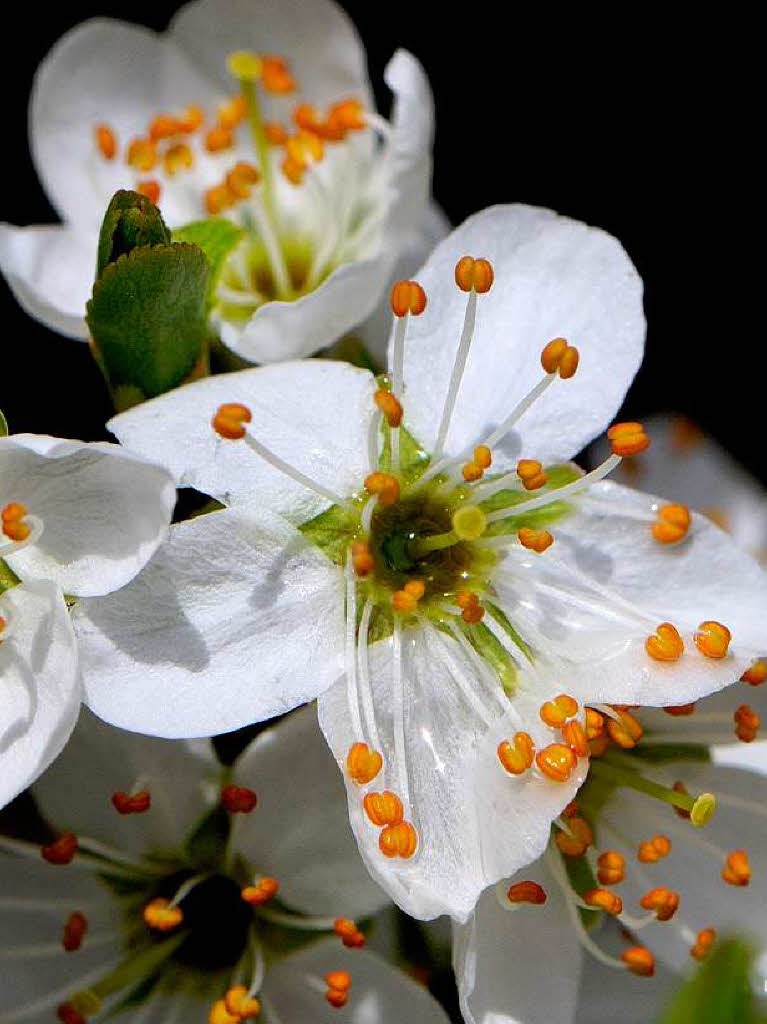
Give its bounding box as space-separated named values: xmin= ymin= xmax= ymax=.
xmin=453 ymin=861 xmax=583 ymax=1024
xmin=76 ymin=506 xmax=344 ymax=737
xmin=264 ymin=936 xmax=451 ymax=1023
xmin=318 ymin=627 xmax=587 ymax=922
xmin=33 ymin=707 xmax=217 ymax=858
xmin=0 ymin=581 xmax=81 ymax=810
xmin=0 ymin=224 xmax=92 ymax=339
xmin=109 ymin=360 xmax=376 ymax=524
xmin=399 ymin=205 xmax=645 ymax=468
xmin=1 ymin=435 xmax=176 ymax=597
xmin=233 ymin=704 xmax=388 ymax=919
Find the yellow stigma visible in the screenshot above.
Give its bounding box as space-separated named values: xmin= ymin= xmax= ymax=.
xmin=691 ymin=792 xmax=716 ymax=828
xmin=452 ymin=505 xmax=487 ymax=541
xmin=226 ymin=50 xmax=264 ymax=82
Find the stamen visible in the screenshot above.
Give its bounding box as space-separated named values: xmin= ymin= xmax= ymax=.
xmin=378 ymin=821 xmax=418 ymax=859
xmin=136 ymin=179 xmax=161 ymax=204
xmin=506 ymin=880 xmax=548 ymax=905
xmin=596 ymin=850 xmax=625 ymax=885
xmin=363 ymin=791 xmax=404 ymax=827
xmin=391 ymin=620 xmax=411 ymax=812
xmin=374 ymin=389 xmax=403 ymax=428
xmin=516 ymin=459 xmax=548 ymax=491
xmin=663 ymin=702 xmax=696 ymax=716
xmin=562 ymin=719 xmax=589 ymax=757
xmin=554 ymin=817 xmax=593 ymax=857
xmin=163 ymin=142 xmax=194 ymax=176
xmin=694 ymin=620 xmax=732 ymax=659
xmin=111 ymin=790 xmax=151 ymax=815
xmin=224 ymin=986 xmax=261 ymax=1019
xmin=585 ymin=708 xmax=604 ymax=740
xmin=346 ymin=742 xmax=382 ymax=784
xmin=206 ymin=125 xmax=235 ymax=152
xmin=588 ymin=759 xmax=715 ymax=827
xmin=94 ymin=123 xmax=116 ymax=160
xmin=364 ymin=471 xmax=399 ymax=507
xmin=392 ymin=579 xmax=425 ymax=614
xmin=356 ymin=598 xmax=382 ymax=751
xmin=497 ymin=733 xmax=535 ymax=775
xmin=517 ymin=527 xmax=554 ymax=553
xmin=741 ymin=659 xmax=767 ymax=685
xmin=607 ymin=421 xmax=650 ymax=457
xmin=606 ymin=709 xmax=643 ymax=749
xmin=645 ymin=622 xmax=684 ymax=662
xmin=221 ymin=784 xmax=258 ymax=813
xmin=325 ymin=970 xmax=352 ymax=1009
xmin=0 ymin=502 xmax=43 ymax=554
xmin=241 ymin=877 xmax=280 ymax=905
xmin=42 ymin=833 xmax=78 ymax=866
xmin=639 ymin=886 xmax=680 ymax=921
xmin=143 ymin=897 xmax=183 ymax=932
xmin=540 ymin=338 xmax=579 ymax=379
xmin=690 ymin=927 xmax=716 ymax=960
xmin=535 ymin=743 xmax=578 ymax=783
xmin=539 ymin=694 xmax=578 ymax=729
xmin=333 ymin=918 xmax=366 ymax=948
xmin=734 ymin=704 xmax=760 ymax=742
xmin=652 ymin=503 xmax=691 ymax=544
xmin=62 ymin=912 xmax=88 ymax=953
xmin=622 ymin=947 xmax=655 ymax=977
xmin=722 ymin=849 xmax=751 ymax=886
xmin=457 ymin=590 xmax=485 ymax=624
xmin=126 ymin=138 xmax=156 ymax=172
xmin=582 ymin=888 xmax=623 ymax=915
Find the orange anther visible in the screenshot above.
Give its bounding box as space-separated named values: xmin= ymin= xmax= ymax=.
xmin=327 ymin=98 xmax=366 ymax=133
xmin=379 ymin=821 xmax=418 ymax=859
xmin=363 ymin=790 xmax=404 ymax=827
xmin=392 ymin=587 xmax=420 ymax=613
xmin=639 ymin=886 xmax=680 ymax=922
xmin=540 ymin=338 xmax=579 ymax=378
xmin=217 ymin=95 xmax=247 ymax=129
xmin=462 ymin=461 xmax=483 ymax=481
xmin=212 ymin=403 xmax=252 ymax=440
xmin=42 ymin=832 xmax=77 ymax=865
xmin=652 ymin=503 xmax=691 ymax=544
xmin=637 ymin=835 xmax=671 ymax=863
xmin=364 ymin=471 xmax=400 ymax=508
xmin=143 ymin=897 xmax=183 ymax=932
xmin=333 ymin=918 xmax=365 ymax=948
xmin=506 ymin=880 xmax=547 ymax=905
xmin=583 ymin=888 xmax=623 ymax=915
xmin=606 ymin=709 xmax=643 ymax=750
xmin=163 ymin=142 xmax=194 ymax=176
xmin=589 ymin=734 xmax=610 ymax=758
xmin=672 ymin=781 xmax=691 ymax=819
xmin=262 ymin=55 xmax=295 ymax=94
xmin=111 ymin=790 xmax=151 ymax=815
xmin=597 ymin=850 xmax=625 ymax=885
xmin=241 ymin=877 xmax=280 ymax=905
xmin=224 ymin=986 xmax=261 ymax=1019
xmin=57 ymin=1004 xmax=87 ymax=1024
xmin=326 ymin=989 xmax=349 ymax=1009
xmin=691 ymin=927 xmax=716 ymax=960
xmin=374 ymin=389 xmax=403 ymax=428
xmin=694 ymin=620 xmax=732 ymax=659
xmin=734 ymin=704 xmax=760 ymax=742
xmin=179 ymin=104 xmax=205 ymax=133
xmin=517 ymin=527 xmax=553 ymax=553
xmin=562 ymin=720 xmax=589 ymax=758
xmin=585 ymin=708 xmax=604 ymax=740
xmin=389 ymin=280 xmax=427 ymax=317
xmin=663 ymin=702 xmax=696 ymax=717
xmin=554 ymin=816 xmax=593 ymax=857
xmin=95 ymin=123 xmax=116 ymax=160
xmin=346 ymin=742 xmax=383 ymax=784
xmin=1 ymin=502 xmax=30 ymax=542
xmin=282 ymin=154 xmax=305 ymax=185
xmin=293 ymin=102 xmax=321 ymax=132
xmin=741 ymin=659 xmax=767 ymax=686
xmin=645 ymin=622 xmax=684 ymax=662
xmin=516 ymin=459 xmax=548 ymax=490
xmin=205 ymin=184 xmax=234 ymax=216
xmin=607 ymin=421 xmax=650 ymax=457
xmin=265 ymin=120 xmax=288 ymax=145
xmin=149 ymin=113 xmax=183 ymax=141
xmin=286 ymin=130 xmax=323 ymax=167
xmin=473 ymin=444 xmax=492 ymax=469
xmin=221 ymin=783 xmax=257 ymax=813
xmin=226 ymin=161 xmax=261 ymax=199
xmin=497 ymin=732 xmax=535 ymax=775
xmin=536 ymin=742 xmax=577 ymax=783
xmin=206 ymin=125 xmax=235 ymax=153
xmin=539 ymin=694 xmax=579 ymax=728
xmin=126 ymin=138 xmax=156 ymax=172
xmin=325 ymin=969 xmax=352 ymax=1008
xmin=454 ymin=256 xmax=494 ymax=293
xmin=457 ymin=590 xmax=485 ymax=624
xmin=351 ymin=541 xmax=374 ymax=577
xmin=209 ymin=999 xmax=240 ymax=1024
xmin=137 ymin=179 xmax=161 ymax=204
xmin=722 ymin=849 xmax=751 ymax=886
xmin=622 ymin=946 xmax=654 ymax=977
xmin=62 ymin=911 xmax=88 ymax=952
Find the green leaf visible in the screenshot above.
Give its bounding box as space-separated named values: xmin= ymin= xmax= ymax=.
xmin=656 ymin=937 xmax=761 ymax=1024
xmin=0 ymin=408 xmax=8 ymax=436
xmin=87 ymin=243 xmax=210 ymax=405
xmin=172 ymin=218 xmax=244 ymax=305
xmin=96 ymin=190 xmax=171 ymax=280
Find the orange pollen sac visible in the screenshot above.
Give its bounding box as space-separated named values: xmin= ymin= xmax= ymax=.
xmin=645 ymin=622 xmax=684 ymax=662
xmin=539 ymin=694 xmax=579 ymax=728
xmin=536 ymin=742 xmax=578 ymax=783
xmin=241 ymin=877 xmax=280 ymax=905
xmin=111 ymin=790 xmax=151 ymax=815
xmin=462 ymin=461 xmax=483 ymax=482
xmin=516 ymin=459 xmax=548 ymax=490
xmin=506 ymin=880 xmax=547 ymax=905
xmin=562 ymin=799 xmax=579 ymax=819
xmin=378 ymin=821 xmax=418 ymax=859
xmin=389 ymin=279 xmax=427 ymax=317
xmin=607 ymin=421 xmax=650 ymax=457
xmin=137 ymin=179 xmax=161 ymax=204
xmin=457 ymin=590 xmax=485 ymax=624
xmin=325 ymin=970 xmax=352 ymax=1009
xmin=293 ymin=102 xmax=322 ymax=133
xmin=364 ymin=471 xmax=400 ymax=508
xmin=351 ymin=541 xmax=374 ymax=577
xmin=606 ymin=709 xmax=643 ymax=750
xmin=596 ymin=850 xmax=625 ymax=885
xmin=722 ymin=849 xmax=751 ymax=886
xmin=346 ymin=741 xmax=383 ymax=784
xmin=392 ymin=579 xmax=425 ymax=614
xmin=262 ymin=55 xmax=296 ymax=94
xmin=221 ymin=783 xmax=258 ymax=813
xmin=126 ymin=138 xmax=156 ymax=172
xmin=691 ymin=927 xmax=716 ymax=960
xmin=585 ymin=707 xmax=604 ymax=740
xmin=42 ymin=832 xmax=78 ymax=865
xmin=637 ymin=834 xmax=671 ymax=864
xmin=589 ymin=734 xmax=610 ymax=758
xmin=218 ymin=95 xmax=247 ymax=129
xmin=663 ymin=702 xmax=696 ymax=717
xmin=497 ymin=732 xmax=535 ymax=776
xmin=281 ymin=154 xmax=305 ymax=185
xmin=554 ymin=816 xmax=594 ymax=858
xmin=57 ymin=1004 xmax=87 ymax=1024
xmin=286 ymin=130 xmax=324 ymax=168
xmin=163 ymin=142 xmax=194 ymax=176
xmin=741 ymin=659 xmax=767 ymax=686
xmin=474 ymin=444 xmax=492 ymax=469
xmin=95 ymin=122 xmax=117 ymax=160
xmin=561 ymin=720 xmax=589 ymax=758
xmin=640 ymin=886 xmax=680 ymax=922
xmin=652 ymin=503 xmax=691 ymax=544
xmin=583 ymin=888 xmax=623 ymax=916
xmin=694 ymin=620 xmax=732 ymax=659
xmin=212 ymin=402 xmax=252 ymax=440
xmin=327 ymin=98 xmax=366 ymax=133
xmin=374 ymin=389 xmax=403 ymax=428
xmin=209 ymin=998 xmax=241 ymax=1024
xmin=518 ymin=527 xmax=553 ymax=553
xmin=734 ymin=704 xmax=760 ymax=742
xmin=206 ymin=124 xmax=235 ymax=153
xmin=363 ymin=790 xmax=404 ymax=827
xmin=265 ymin=120 xmax=288 ymax=145
xmin=179 ymin=104 xmax=205 ymax=133
xmin=333 ymin=917 xmax=365 ymax=948
xmin=672 ymin=781 xmax=692 ymax=819
xmin=224 ymin=985 xmax=261 ymax=1019
xmin=62 ymin=911 xmax=88 ymax=952
xmin=149 ymin=113 xmax=183 ymax=141
xmin=143 ymin=897 xmax=183 ymax=932
xmin=540 ymin=338 xmax=579 ymax=379
xmin=622 ymin=946 xmax=655 ymax=977
xmin=454 ymin=255 xmax=494 ymax=293
xmin=1 ymin=502 xmax=30 ymax=542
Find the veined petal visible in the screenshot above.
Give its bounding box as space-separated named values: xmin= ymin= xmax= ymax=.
xmin=1 ymin=435 xmax=176 ymax=598
xmin=399 ymin=204 xmax=645 ymax=469
xmin=75 ymin=506 xmax=344 ymax=737
xmin=109 ymin=360 xmax=376 ymax=524
xmin=0 ymin=581 xmax=81 ymax=810
xmin=233 ymin=704 xmax=389 ymax=919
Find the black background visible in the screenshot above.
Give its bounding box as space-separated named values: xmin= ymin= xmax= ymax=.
xmin=1 ymin=4 xmax=762 ymax=487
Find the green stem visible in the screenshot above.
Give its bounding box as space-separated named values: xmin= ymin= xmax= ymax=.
xmin=589 ymin=757 xmax=695 ymax=812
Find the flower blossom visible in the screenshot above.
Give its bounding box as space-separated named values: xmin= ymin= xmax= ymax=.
xmin=0 ymin=432 xmax=175 ymax=808
xmin=0 ymin=0 xmax=442 ymax=365
xmin=73 ymin=204 xmax=767 ymax=922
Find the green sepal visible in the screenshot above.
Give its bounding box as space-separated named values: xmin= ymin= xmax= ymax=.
xmin=656 ymin=937 xmax=764 ymax=1024
xmin=0 ymin=408 xmax=8 ymax=436
xmin=172 ymin=218 xmax=244 ymax=307
xmin=463 ymin=615 xmax=519 ymax=697
xmin=96 ymin=190 xmax=171 ymax=281
xmin=299 ymin=501 xmax=359 ymax=567
xmin=0 ymin=558 xmax=20 ymax=595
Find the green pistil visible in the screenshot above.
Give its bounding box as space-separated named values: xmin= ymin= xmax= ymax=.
xmin=239 ymin=79 xmax=277 ymax=232
xmin=589 ymin=757 xmax=716 ymax=826
xmin=409 ymin=528 xmax=459 ymax=558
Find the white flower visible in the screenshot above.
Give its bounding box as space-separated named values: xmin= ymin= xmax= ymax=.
xmin=0 ymin=705 xmax=451 ymax=1024
xmin=0 ymin=0 xmax=441 ymax=365
xmin=72 ymin=204 xmax=767 ymax=923
xmin=452 ymin=694 xmax=767 ymax=1024
xmin=0 ymin=433 xmax=175 ymax=809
